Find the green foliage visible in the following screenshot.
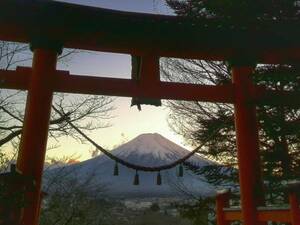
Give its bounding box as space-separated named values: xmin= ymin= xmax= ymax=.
xmin=149 ymin=203 xmax=160 ymax=212
xmin=164 ymin=0 xmax=300 ymax=204
xmin=0 ymin=152 xmax=10 ymax=173
xmin=40 ymin=168 xmax=111 ymax=225
xmin=176 ymin=197 xmax=215 ymax=225
xmin=184 ymin=162 xmax=238 ymax=188
xmin=167 ymin=0 xmax=300 ymax=21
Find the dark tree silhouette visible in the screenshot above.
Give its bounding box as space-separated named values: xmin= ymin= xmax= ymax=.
xmin=0 ymin=42 xmax=115 ymax=171
xmin=163 ymin=0 xmax=300 ymax=201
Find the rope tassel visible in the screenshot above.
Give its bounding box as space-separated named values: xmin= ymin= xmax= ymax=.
xmin=133 ymin=170 xmax=139 ymax=185
xmin=178 ymin=164 xmax=183 ymax=177
xmin=113 ymin=161 xmax=119 ymax=176
xmin=156 ymin=171 xmax=162 ymax=185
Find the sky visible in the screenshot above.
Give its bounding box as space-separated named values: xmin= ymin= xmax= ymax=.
xmin=45 ymin=0 xmax=189 ymax=161
xmin=56 ymin=0 xmax=171 ymax=14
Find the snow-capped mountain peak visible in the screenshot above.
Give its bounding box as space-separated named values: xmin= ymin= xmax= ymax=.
xmin=45 ymin=133 xmax=216 ymax=199
xmin=111 ymin=133 xmax=209 ymax=167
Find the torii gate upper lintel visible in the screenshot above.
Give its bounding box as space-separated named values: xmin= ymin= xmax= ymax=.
xmin=1 ymin=0 xmax=300 ymax=63
xmin=0 ymin=1 xmax=299 ymax=225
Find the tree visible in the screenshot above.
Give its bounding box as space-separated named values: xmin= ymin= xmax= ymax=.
xmin=40 ymin=161 xmax=112 ymax=225
xmin=163 ymin=0 xmax=300 ymax=201
xmin=176 ymin=197 xmax=214 ymax=225
xmin=167 ymin=0 xmax=300 ymax=21
xmin=0 ymin=41 xmax=115 ymax=171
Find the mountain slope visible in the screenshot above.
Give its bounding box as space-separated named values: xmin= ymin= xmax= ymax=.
xmin=45 ymin=133 xmax=216 ymax=199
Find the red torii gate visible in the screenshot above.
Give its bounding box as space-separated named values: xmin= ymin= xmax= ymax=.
xmin=0 ymin=1 xmax=299 ymax=225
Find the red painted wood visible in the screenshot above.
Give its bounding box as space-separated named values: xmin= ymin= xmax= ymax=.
xmin=0 ymin=68 xmax=234 ymax=103
xmin=223 ymin=207 xmax=291 ymax=222
xmin=139 ymin=55 xmax=160 ymax=85
xmin=289 ymin=192 xmax=300 ymax=225
xmin=232 ymin=66 xmax=263 ymax=225
xmin=1 ymin=1 xmax=300 ymax=64
xmin=216 ymin=191 xmax=230 ymax=225
xmin=258 ymin=209 xmax=291 ymax=223
xmin=1 ymin=68 xmax=299 ymax=107
xmin=224 ymin=210 xmax=242 ymax=221
xmin=16 ymin=49 xmax=58 ymax=225
xmin=0 ymin=69 xmax=29 ymax=90
xmin=55 ymin=75 xmax=234 ymax=103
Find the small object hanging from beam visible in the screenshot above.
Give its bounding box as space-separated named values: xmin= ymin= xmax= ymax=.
xmin=131 ymin=55 xmax=162 ymax=111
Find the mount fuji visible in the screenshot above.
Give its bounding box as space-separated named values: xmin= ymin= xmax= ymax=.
xmin=45 ymin=133 xmax=216 ymax=199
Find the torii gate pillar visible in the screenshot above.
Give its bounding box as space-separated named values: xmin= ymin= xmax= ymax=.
xmin=16 ymin=45 xmax=60 ymax=225
xmin=232 ymin=64 xmax=264 ymax=225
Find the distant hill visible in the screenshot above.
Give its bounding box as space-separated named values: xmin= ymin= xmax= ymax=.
xmin=44 ymin=133 xmax=216 ymax=199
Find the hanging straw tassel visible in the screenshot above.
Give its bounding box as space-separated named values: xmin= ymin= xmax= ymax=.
xmin=178 ymin=164 xmax=184 ymax=177
xmin=156 ymin=171 xmax=162 ymax=185
xmin=133 ymin=170 xmax=139 ymax=185
xmin=113 ymin=161 xmax=119 ymax=176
